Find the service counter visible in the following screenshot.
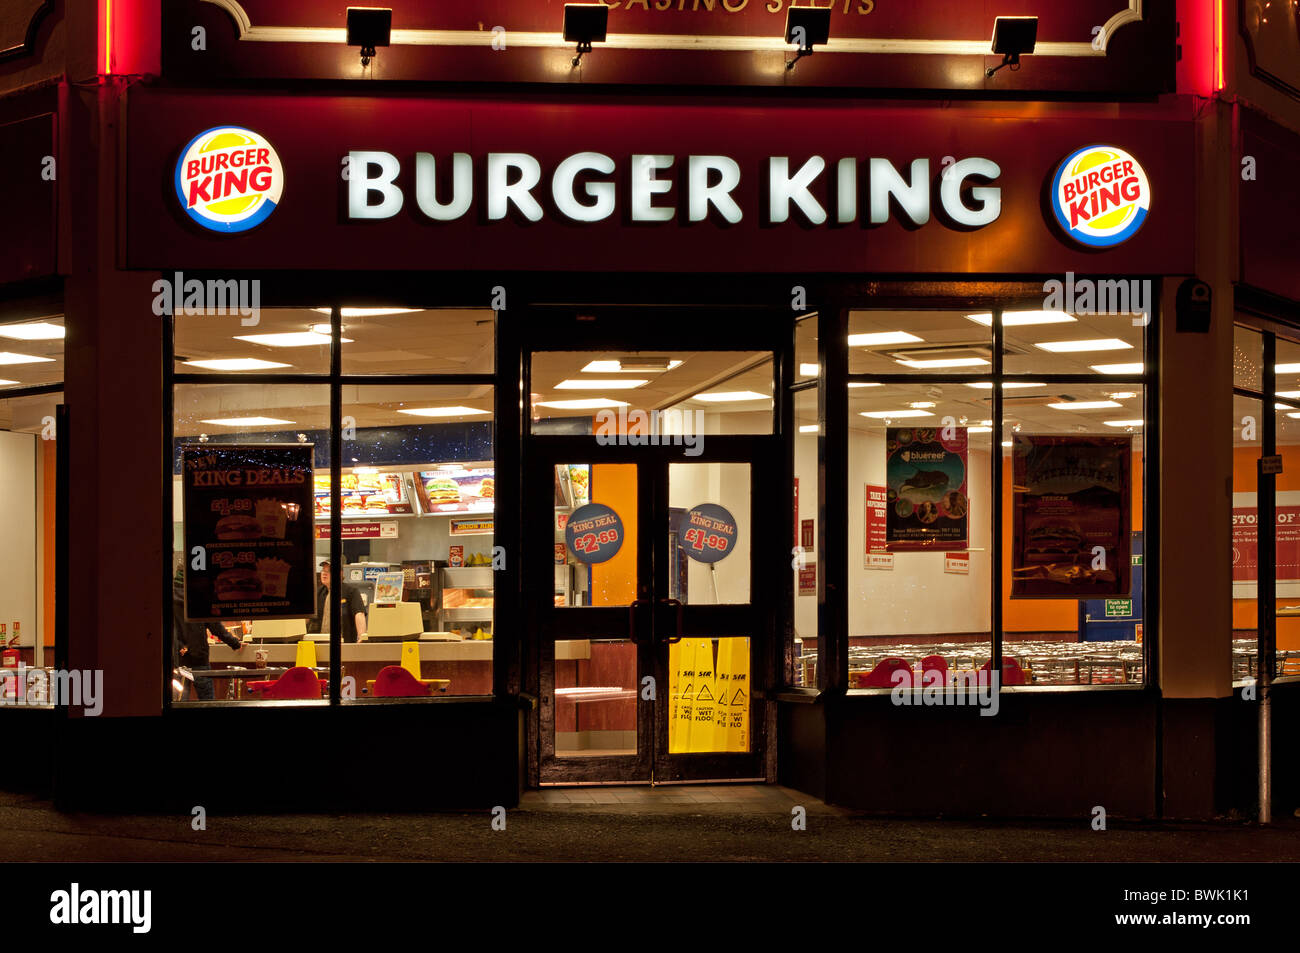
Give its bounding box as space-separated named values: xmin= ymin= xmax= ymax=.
xmin=204 ymin=640 xmax=591 ymax=697
xmin=208 ymin=640 xmax=496 ymax=695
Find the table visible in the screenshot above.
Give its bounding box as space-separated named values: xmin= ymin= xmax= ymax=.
xmin=186 ymin=667 xmax=328 ymax=700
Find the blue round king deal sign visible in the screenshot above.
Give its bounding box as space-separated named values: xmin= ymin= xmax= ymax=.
xmin=565 ymin=502 xmax=625 ymax=564
xmin=682 ymin=503 xmax=738 ymax=564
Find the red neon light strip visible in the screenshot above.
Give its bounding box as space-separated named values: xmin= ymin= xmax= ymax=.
xmin=1214 ymin=0 xmax=1224 ymax=91
xmin=104 ymin=0 xmax=113 ymax=75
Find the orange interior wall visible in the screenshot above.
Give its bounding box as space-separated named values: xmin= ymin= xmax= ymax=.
xmin=1231 ymin=445 xmax=1300 ymax=649
xmin=1001 ymin=450 xmax=1144 ymax=632
xmin=41 ymin=439 xmax=56 ymax=647
xmin=590 ymin=464 xmax=638 ymax=607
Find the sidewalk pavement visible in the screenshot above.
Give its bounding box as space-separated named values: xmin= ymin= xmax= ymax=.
xmin=1 ymin=786 xmax=1297 ymax=863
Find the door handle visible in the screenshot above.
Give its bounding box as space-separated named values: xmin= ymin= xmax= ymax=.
xmin=658 ymin=598 xmax=684 ymax=644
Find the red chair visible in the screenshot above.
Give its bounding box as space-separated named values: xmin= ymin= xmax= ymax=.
xmin=371 ymin=664 xmax=434 ymax=698
xmin=859 ymin=657 xmax=913 ymax=688
xmin=246 ymin=666 xmax=327 ymax=700
xmin=920 ymin=655 xmax=949 ymax=687
xmin=977 ymin=657 xmax=1027 ymax=687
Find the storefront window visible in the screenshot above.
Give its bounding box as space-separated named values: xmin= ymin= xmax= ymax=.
xmin=169 ymin=307 xmax=497 ymax=706
xmin=341 ymin=308 xmax=494 ymax=375
xmin=171 ymin=383 xmax=330 ymax=705
xmin=1001 ymin=384 xmax=1146 ymax=685
xmin=0 ymin=391 xmax=60 ymax=708
xmin=1232 ymin=327 xmax=1263 ymax=685
xmin=792 ymin=388 xmax=818 ymax=687
xmin=845 ymin=307 xmax=1148 ymax=691
xmin=0 ymin=312 xmax=63 ymax=709
xmin=1229 ymin=325 xmax=1300 ymax=685
xmin=339 ymin=385 xmax=495 ymax=699
xmin=848 ymin=383 xmax=994 ymax=687
xmin=1001 ymin=308 xmax=1145 ymax=376
xmin=795 ymin=314 xmax=818 ymax=383
xmin=175 ymin=307 xmax=332 ymax=376
xmin=529 ymin=351 xmax=774 ymax=435
xmin=1272 ymin=339 xmax=1300 ymax=680
xmin=848 ymin=311 xmax=991 ymax=376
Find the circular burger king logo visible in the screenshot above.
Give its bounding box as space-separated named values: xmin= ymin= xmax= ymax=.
xmin=174 ymin=126 xmax=283 ymax=233
xmin=1050 ymin=145 xmax=1150 ymax=248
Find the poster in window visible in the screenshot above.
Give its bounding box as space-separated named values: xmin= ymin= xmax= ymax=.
xmin=181 ymin=444 xmax=317 ymax=621
xmin=1011 ymin=435 xmax=1132 ymax=598
xmin=885 ymin=427 xmax=969 ymax=551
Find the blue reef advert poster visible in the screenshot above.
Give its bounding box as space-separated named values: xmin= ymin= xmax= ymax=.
xmin=885 ymin=427 xmax=969 ymax=551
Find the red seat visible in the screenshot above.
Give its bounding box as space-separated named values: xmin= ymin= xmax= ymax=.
xmin=372 ymin=664 xmax=434 ymax=698
xmin=246 ymin=666 xmax=326 ymax=700
xmin=859 ymin=657 xmax=913 ymax=688
xmin=977 ymin=657 xmax=1027 ymax=687
xmin=920 ymin=655 xmax=948 ymax=687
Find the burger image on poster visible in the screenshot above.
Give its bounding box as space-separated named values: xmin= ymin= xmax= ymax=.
xmin=425 ymin=476 xmax=461 ymax=507
xmin=215 ymin=514 xmax=261 ymax=540
xmin=214 ymin=568 xmax=261 ymax=601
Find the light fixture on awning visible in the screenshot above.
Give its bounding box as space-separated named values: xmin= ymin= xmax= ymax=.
xmin=564 ymin=4 xmax=609 ymax=68
xmin=986 ymin=16 xmax=1038 ymax=79
xmin=347 ymin=7 xmax=392 ymax=69
xmin=785 ymin=5 xmax=832 ymax=71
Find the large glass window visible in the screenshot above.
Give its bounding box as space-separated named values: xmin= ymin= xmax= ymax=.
xmin=1232 ymin=324 xmax=1300 ymax=685
xmin=792 ymin=386 xmax=819 ymax=687
xmin=0 ymin=311 xmax=63 ymax=709
xmin=0 ymin=391 xmax=60 ymax=708
xmin=169 ymin=307 xmax=496 ymax=706
xmin=841 ymin=306 xmax=1149 ymax=692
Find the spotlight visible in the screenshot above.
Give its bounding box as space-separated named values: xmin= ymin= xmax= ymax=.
xmin=347 ymin=7 xmax=392 ymax=68
xmin=986 ymin=16 xmax=1037 ymax=78
xmin=564 ymin=3 xmax=609 ymax=68
xmin=785 ymin=5 xmax=831 ymax=71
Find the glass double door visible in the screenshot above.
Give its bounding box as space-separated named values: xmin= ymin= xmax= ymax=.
xmin=530 ymin=444 xmax=770 ymax=783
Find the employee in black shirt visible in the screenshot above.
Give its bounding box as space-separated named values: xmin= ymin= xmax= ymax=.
xmin=309 ymin=561 xmax=368 ymax=644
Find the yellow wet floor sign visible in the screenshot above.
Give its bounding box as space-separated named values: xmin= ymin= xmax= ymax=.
xmin=668 ymin=638 xmax=697 ymax=754
xmin=668 ymin=637 xmax=750 ymax=753
xmin=691 ymin=638 xmax=719 ymax=752
xmin=715 ymin=637 xmax=750 ymax=752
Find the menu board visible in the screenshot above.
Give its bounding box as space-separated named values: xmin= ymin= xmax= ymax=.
xmin=1011 ymin=435 xmax=1132 ymax=598
xmin=885 ymin=427 xmax=969 ymax=551
xmin=181 ymin=444 xmax=317 ymax=621
xmin=313 ymin=470 xmax=413 ymax=519
xmin=414 ymin=467 xmax=496 ymax=514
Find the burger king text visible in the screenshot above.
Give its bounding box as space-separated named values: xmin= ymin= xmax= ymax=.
xmin=1059 ymin=158 xmax=1141 ymax=229
xmin=347 ymin=152 xmax=1002 ymax=229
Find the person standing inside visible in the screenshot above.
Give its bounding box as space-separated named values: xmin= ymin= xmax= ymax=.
xmin=172 ymin=564 xmax=244 ymax=700
xmin=310 ymin=560 xmax=368 ymax=644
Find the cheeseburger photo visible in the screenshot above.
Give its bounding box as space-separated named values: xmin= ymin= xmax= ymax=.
xmin=215 ymin=514 xmax=262 ymax=540
xmin=214 ymin=568 xmax=262 ymax=602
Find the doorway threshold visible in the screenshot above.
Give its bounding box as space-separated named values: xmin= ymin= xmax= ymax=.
xmin=539 ymin=777 xmax=767 ymax=787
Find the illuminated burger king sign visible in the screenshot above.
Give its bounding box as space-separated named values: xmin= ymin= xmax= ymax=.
xmin=1050 ymin=145 xmax=1150 ymax=248
xmin=175 ymin=126 xmax=283 ymax=233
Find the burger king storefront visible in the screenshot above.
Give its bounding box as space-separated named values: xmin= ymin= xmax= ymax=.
xmin=1 ymin=0 xmax=1284 ymax=821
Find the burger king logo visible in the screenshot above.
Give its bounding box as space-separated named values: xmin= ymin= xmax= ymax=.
xmin=174 ymin=126 xmax=283 ymax=233
xmin=1050 ymin=145 xmax=1150 ymax=248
